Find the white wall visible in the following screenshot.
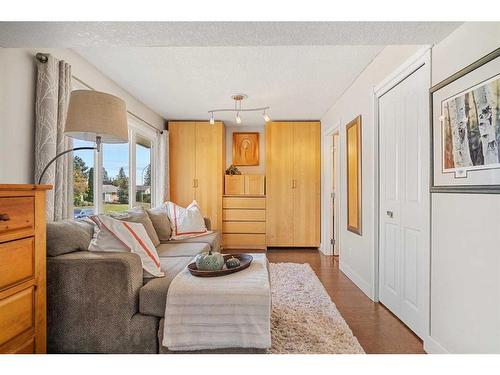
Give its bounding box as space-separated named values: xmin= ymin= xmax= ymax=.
xmin=320 ymin=45 xmax=422 ymax=298
xmin=427 ymin=22 xmax=500 ymax=354
xmin=225 ymin=125 xmax=265 ymax=174
xmin=0 ymin=48 xmax=165 ymax=184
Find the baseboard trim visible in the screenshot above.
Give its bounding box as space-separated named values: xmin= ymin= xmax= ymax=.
xmin=339 ymin=262 xmax=374 ymax=300
xmin=424 ymin=336 xmax=450 ymax=354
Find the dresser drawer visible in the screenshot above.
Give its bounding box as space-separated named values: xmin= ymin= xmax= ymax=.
xmin=223 ymin=234 xmax=266 ymax=248
xmin=223 ymin=221 xmax=266 ymax=234
xmin=223 ymin=209 xmax=266 ymax=222
xmin=0 ymin=287 xmax=34 ymax=346
xmin=0 ymin=197 xmax=34 ymax=236
xmin=0 ymin=238 xmax=35 ymax=290
xmin=223 ymin=197 xmax=265 ymax=209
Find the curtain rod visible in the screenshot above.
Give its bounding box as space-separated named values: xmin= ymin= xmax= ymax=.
xmin=36 ymin=52 xmax=165 ymax=135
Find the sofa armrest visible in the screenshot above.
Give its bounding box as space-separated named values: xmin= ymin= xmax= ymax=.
xmin=204 ymin=217 xmax=211 ymax=230
xmin=47 ymin=251 xmax=150 ymax=353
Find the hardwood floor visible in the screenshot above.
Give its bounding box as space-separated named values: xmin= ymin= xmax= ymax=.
xmin=227 ymin=248 xmax=425 ymax=354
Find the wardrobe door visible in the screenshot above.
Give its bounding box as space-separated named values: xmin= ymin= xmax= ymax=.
xmin=169 ymin=122 xmax=196 ymax=207
xmin=195 ymin=121 xmax=225 ymax=231
xmin=265 ymin=122 xmax=294 ymax=246
xmin=292 ymin=122 xmax=321 ymax=247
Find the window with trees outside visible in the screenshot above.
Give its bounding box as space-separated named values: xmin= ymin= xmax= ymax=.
xmin=71 ymin=100 xmax=159 ymax=218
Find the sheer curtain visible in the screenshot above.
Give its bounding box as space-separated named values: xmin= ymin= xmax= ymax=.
xmin=34 ymin=54 xmax=73 ymax=221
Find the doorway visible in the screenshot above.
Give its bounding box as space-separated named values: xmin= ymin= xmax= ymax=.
xmin=324 ymin=128 xmax=340 ymax=256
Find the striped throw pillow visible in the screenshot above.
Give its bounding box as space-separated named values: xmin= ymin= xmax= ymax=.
xmin=166 ymin=200 xmax=210 ymax=240
xmin=88 ymin=215 xmax=164 ymax=277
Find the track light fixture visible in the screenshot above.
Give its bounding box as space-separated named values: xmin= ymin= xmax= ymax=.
xmin=208 ymin=94 xmax=270 ymax=125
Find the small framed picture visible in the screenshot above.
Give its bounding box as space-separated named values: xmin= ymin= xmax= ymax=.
xmin=431 ymin=48 xmax=500 ymax=193
xmin=233 ymin=132 xmax=259 ymax=166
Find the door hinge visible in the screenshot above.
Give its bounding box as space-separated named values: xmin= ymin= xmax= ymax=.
xmin=331 ymin=192 xmax=335 ymax=199
xmin=330 ymin=238 xmax=335 ymax=245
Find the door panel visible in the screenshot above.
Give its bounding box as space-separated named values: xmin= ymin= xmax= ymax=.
xmin=265 ymin=122 xmax=294 ymax=246
xmin=169 ymin=122 xmax=196 ymax=207
xmin=378 ymin=63 xmax=429 ymax=339
xmin=195 ymin=121 xmax=224 ymax=230
xmin=293 ymin=122 xmax=321 ymax=247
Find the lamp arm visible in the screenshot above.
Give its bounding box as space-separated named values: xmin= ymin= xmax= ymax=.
xmin=37 ymin=147 xmax=96 ymax=185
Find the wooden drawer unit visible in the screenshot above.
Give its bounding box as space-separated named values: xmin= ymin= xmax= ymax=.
xmin=223 ymin=221 xmax=266 ymax=234
xmin=223 ymin=209 xmax=266 ymax=222
xmin=0 ymin=184 xmax=51 ymax=354
xmin=0 ymin=238 xmax=34 ymax=290
xmin=222 ymin=196 xmax=267 ymax=250
xmin=223 ymin=234 xmax=266 ymax=248
xmin=0 ymin=287 xmax=34 ymax=347
xmin=224 ymin=175 xmax=265 ymax=196
xmin=223 ymin=197 xmax=266 ymax=209
xmin=0 ymin=197 xmax=34 ymax=238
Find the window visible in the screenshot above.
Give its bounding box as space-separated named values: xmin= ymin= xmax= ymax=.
xmin=72 ymin=139 xmax=95 ymax=219
xmin=70 ymin=84 xmax=161 ymax=217
xmin=135 ymin=136 xmax=152 ymax=209
xmin=102 ymin=143 xmax=130 ymax=214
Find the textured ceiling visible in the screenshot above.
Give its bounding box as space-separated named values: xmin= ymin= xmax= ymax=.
xmin=0 ymin=22 xmax=461 ymax=125
xmin=0 ymin=22 xmax=461 ymax=47
xmin=74 ymin=46 xmax=385 ymax=125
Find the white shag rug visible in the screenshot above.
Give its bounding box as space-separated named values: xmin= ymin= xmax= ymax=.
xmin=269 ymin=263 xmax=364 ymax=354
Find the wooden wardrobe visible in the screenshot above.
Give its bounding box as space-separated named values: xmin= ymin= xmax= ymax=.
xmin=168 ymin=121 xmax=225 ymax=230
xmin=265 ymin=121 xmax=320 ymax=247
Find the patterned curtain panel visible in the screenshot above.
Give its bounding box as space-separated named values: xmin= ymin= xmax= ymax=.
xmin=156 ymin=130 xmax=169 ymax=205
xmin=34 ymin=55 xmax=73 ymax=221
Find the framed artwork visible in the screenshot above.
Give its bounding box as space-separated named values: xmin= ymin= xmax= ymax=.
xmin=431 ymin=47 xmax=500 ymax=193
xmin=346 ymin=116 xmax=362 ymax=235
xmin=233 ymin=132 xmax=259 ymax=166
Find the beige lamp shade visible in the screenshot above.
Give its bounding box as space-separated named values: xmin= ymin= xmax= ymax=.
xmin=64 ymin=90 xmax=128 ymax=143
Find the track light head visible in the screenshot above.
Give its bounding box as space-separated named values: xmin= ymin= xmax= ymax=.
xmin=209 ymin=113 xmax=215 ymax=125
xmin=236 ymin=113 xmax=242 ymax=124
xmin=263 ymin=110 xmax=271 ymax=122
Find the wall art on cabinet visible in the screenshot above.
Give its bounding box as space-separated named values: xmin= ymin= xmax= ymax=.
xmin=233 ymin=132 xmax=259 ymax=166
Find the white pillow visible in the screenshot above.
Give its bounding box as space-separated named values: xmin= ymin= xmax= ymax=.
xmin=88 ymin=215 xmax=164 ymax=277
xmin=165 ymin=200 xmax=211 ymax=240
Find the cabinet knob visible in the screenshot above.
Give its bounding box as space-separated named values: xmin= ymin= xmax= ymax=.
xmin=0 ymin=213 xmax=10 ymax=221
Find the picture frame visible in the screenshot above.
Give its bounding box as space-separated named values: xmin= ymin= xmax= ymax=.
xmin=232 ymin=132 xmax=259 ymax=166
xmin=430 ymin=47 xmax=500 ymax=194
xmin=346 ymin=115 xmax=362 ymax=235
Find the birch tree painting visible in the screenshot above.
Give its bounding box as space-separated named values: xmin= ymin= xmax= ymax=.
xmin=441 ymin=75 xmax=500 ymax=172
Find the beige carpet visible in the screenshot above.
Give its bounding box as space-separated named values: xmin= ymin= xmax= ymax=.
xmin=269 ymin=263 xmax=365 ymax=354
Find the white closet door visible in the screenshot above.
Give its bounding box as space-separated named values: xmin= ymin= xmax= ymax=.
xmin=379 ymin=63 xmax=429 ymax=338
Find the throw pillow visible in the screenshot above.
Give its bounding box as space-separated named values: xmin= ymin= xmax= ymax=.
xmin=88 ymin=215 xmax=164 ymax=277
xmin=46 ymin=219 xmax=95 ymax=257
xmin=112 ymin=206 xmax=161 ymax=247
xmin=146 ymin=206 xmax=172 ymax=241
xmin=166 ymin=200 xmax=210 ymax=240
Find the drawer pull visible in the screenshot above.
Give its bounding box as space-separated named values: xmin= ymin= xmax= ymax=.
xmin=0 ymin=213 xmax=10 ymax=221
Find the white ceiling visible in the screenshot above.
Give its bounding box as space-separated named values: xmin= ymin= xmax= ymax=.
xmin=75 ymin=46 xmax=384 ymax=126
xmin=0 ymin=22 xmax=461 ymax=47
xmin=0 ymin=22 xmax=462 ymax=126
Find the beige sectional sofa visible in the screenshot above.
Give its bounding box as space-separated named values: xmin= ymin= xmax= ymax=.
xmin=45 ymin=207 xmax=220 ymax=353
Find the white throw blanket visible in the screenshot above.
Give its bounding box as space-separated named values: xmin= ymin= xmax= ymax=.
xmin=162 ymin=254 xmax=271 ymax=351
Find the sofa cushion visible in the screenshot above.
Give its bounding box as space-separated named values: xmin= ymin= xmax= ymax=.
xmin=114 ymin=206 xmax=161 ymax=247
xmin=164 ymin=231 xmax=221 ymax=252
xmin=156 ymin=242 xmax=210 ymax=258
xmin=46 ymin=219 xmax=94 ymax=257
xmin=146 ymin=206 xmax=172 ymax=241
xmin=140 ymin=256 xmax=193 ymax=317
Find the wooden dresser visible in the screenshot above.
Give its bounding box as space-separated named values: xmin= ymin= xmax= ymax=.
xmin=222 ymin=196 xmax=266 ymax=250
xmin=0 ymin=184 xmax=51 ymax=354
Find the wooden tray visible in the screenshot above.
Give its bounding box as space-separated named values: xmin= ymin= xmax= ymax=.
xmin=188 ymin=254 xmax=253 ymax=277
